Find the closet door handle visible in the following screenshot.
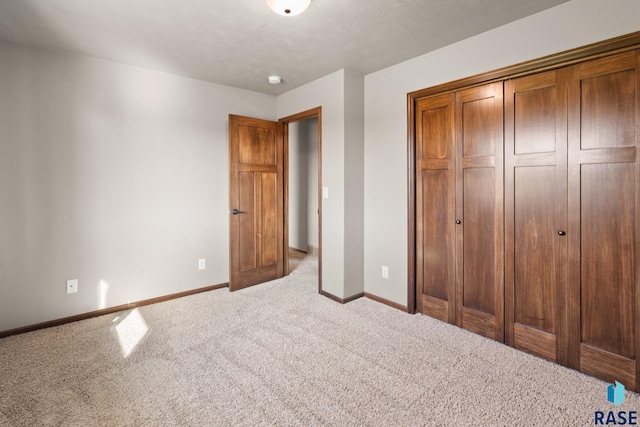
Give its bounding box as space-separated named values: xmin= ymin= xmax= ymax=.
xmin=557 ymin=231 xmax=566 ymax=236
xmin=231 ymin=208 xmax=245 ymax=215
xmin=455 ymin=220 xmax=461 ymax=224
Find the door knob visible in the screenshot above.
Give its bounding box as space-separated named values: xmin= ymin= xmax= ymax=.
xmin=456 ymin=220 xmax=461 ymax=224
xmin=232 ymin=209 xmax=245 ymax=215
xmin=557 ymin=231 xmax=566 ymax=236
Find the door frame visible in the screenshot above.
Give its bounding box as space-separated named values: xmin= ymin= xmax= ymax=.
xmin=280 ymin=107 xmax=323 ymax=292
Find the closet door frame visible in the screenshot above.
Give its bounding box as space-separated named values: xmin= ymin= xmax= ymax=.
xmin=408 ymin=31 xmax=640 ymax=314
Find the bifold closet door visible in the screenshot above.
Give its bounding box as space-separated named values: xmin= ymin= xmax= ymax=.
xmin=455 ymin=82 xmax=504 ymax=341
xmin=415 ymin=82 xmax=505 ymax=341
xmin=567 ymin=51 xmax=640 ymax=389
xmin=504 ymin=70 xmax=569 ymax=363
xmin=415 ymin=93 xmax=456 ymax=323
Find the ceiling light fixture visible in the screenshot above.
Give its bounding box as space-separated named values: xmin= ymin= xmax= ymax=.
xmin=268 ymin=75 xmax=282 ymax=85
xmin=265 ymin=0 xmax=311 ymax=16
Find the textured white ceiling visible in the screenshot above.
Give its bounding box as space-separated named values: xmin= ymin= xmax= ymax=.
xmin=0 ymin=0 xmax=570 ymax=95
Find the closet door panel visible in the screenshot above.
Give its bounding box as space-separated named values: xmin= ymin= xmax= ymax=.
xmin=504 ymin=70 xmax=568 ymax=362
xmin=421 ymin=169 xmax=451 ymax=302
xmin=513 ymin=166 xmax=557 ymax=332
xmin=579 ymin=162 xmax=637 ymax=388
xmin=415 ymin=93 xmax=456 ymax=323
xmin=462 ymin=97 xmax=496 ymax=157
xmin=455 ymin=82 xmax=504 ymax=341
xmin=514 ymin=85 xmax=557 ymax=154
xmin=568 ymin=51 xmax=639 ymax=389
xmin=580 ymin=69 xmax=635 ymax=150
xmin=581 ymin=163 xmax=635 ymax=358
xmin=462 ymin=167 xmax=496 ymax=314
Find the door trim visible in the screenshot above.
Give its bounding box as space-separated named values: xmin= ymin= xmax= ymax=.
xmin=279 ymin=107 xmax=323 ymax=293
xmin=407 ymin=31 xmax=640 ymax=314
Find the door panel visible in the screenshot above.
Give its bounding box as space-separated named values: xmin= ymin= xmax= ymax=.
xmin=455 ymin=82 xmax=504 ymax=341
xmin=504 ymin=70 xmax=568 ymax=363
xmin=580 ymin=69 xmax=635 ymax=150
xmin=514 ymin=85 xmax=557 ymax=154
xmin=238 ymin=171 xmax=257 ymax=272
xmin=229 ymin=115 xmax=284 ymax=291
xmin=415 ymin=93 xmax=455 ymax=323
xmin=260 ymin=172 xmax=278 ymax=266
xmin=514 ymin=166 xmax=556 ymax=331
xmin=461 ymin=97 xmax=496 ymax=157
xmin=421 ymin=169 xmax=450 ymax=302
xmin=462 ymin=167 xmax=495 ymax=314
xmin=580 ymin=163 xmax=635 ymax=358
xmin=568 ymin=51 xmax=639 ymax=389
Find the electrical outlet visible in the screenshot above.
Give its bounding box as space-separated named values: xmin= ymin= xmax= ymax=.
xmin=66 ymin=279 xmax=78 ymax=294
xmin=198 ymin=258 xmax=206 ymax=270
xmin=382 ymin=265 xmax=389 ymax=279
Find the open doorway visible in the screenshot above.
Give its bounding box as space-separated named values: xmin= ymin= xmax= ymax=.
xmin=281 ymin=107 xmax=322 ymax=291
xmin=287 ymin=117 xmax=318 ymax=270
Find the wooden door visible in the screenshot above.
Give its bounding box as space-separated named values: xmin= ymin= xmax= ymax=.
xmin=504 ymin=70 xmax=569 ymax=363
xmin=415 ymin=93 xmax=456 ymax=323
xmin=567 ymin=51 xmax=640 ymax=389
xmin=455 ymin=82 xmax=504 ymax=341
xmin=229 ymin=115 xmax=284 ymax=291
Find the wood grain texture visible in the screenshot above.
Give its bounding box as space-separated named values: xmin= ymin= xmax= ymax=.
xmin=514 ymin=323 xmax=557 ymax=362
xmin=229 ymin=115 xmax=283 ymax=291
xmin=580 ymin=163 xmax=635 ymax=358
xmin=415 ymin=93 xmax=456 ymax=323
xmin=504 ymin=70 xmax=567 ymax=361
xmin=581 ymin=344 xmax=636 ymax=390
xmin=567 ymin=51 xmax=639 ymax=386
xmin=455 ymin=82 xmax=504 ymax=342
xmin=513 ymin=166 xmax=557 ymax=332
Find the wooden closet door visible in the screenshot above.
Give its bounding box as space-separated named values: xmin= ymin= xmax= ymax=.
xmin=415 ymin=93 xmax=456 ymax=323
xmin=504 ymin=70 xmax=569 ymax=363
xmin=455 ymin=82 xmax=504 ymax=341
xmin=567 ymin=51 xmax=640 ymax=389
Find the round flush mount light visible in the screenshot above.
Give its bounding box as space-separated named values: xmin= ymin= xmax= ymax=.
xmin=268 ymin=75 xmax=282 ymax=85
xmin=265 ymin=0 xmax=311 ymax=16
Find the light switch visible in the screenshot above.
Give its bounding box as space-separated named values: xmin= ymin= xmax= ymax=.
xmin=322 ymin=187 xmax=329 ymax=199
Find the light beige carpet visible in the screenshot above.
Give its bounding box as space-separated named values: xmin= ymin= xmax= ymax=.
xmin=0 ymin=254 xmax=637 ymax=426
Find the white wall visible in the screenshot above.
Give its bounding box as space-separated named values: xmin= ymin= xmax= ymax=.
xmin=278 ymin=69 xmax=365 ymax=299
xmin=277 ymin=71 xmax=346 ymax=297
xmin=363 ymin=0 xmax=640 ymax=307
xmin=343 ymin=70 xmax=365 ymax=298
xmin=0 ymin=39 xmax=275 ymax=330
